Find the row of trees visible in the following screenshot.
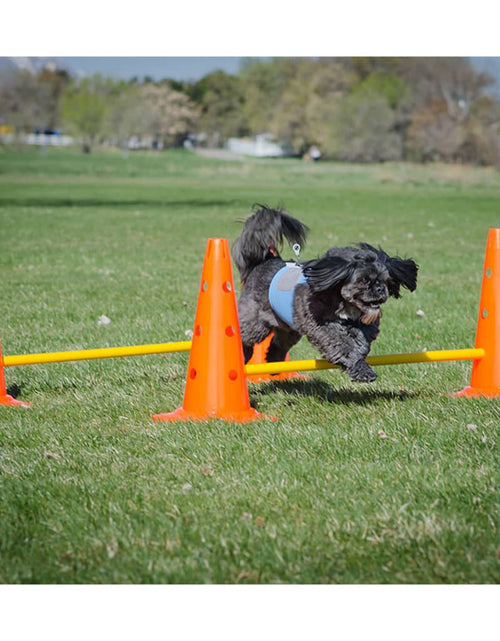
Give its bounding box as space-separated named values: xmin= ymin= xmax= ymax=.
xmin=1 ymin=57 xmax=500 ymax=165
xmin=0 ymin=68 xmax=199 ymax=152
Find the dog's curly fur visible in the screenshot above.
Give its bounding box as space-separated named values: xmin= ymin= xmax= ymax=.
xmin=233 ymin=205 xmax=418 ymax=382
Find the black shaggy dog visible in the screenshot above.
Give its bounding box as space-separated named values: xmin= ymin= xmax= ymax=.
xmin=232 ymin=205 xmax=418 ymax=383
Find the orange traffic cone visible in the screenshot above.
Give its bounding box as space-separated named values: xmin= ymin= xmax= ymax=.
xmin=0 ymin=339 xmax=31 ymax=407
xmin=246 ymin=334 xmax=305 ymax=383
xmin=153 ymin=238 xmax=274 ymax=422
xmin=454 ymin=228 xmax=500 ymax=398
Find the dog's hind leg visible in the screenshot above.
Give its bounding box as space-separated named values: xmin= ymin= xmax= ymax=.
xmin=239 ymin=318 xmax=273 ymax=364
xmin=242 ymin=343 xmax=256 ymax=363
xmin=266 ymin=329 xmax=301 ymax=363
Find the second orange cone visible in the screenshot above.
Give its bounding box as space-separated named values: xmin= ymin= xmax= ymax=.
xmin=153 ymin=238 xmax=273 ymax=422
xmin=246 ymin=334 xmax=306 ymax=383
xmin=454 ymin=228 xmax=500 ymax=398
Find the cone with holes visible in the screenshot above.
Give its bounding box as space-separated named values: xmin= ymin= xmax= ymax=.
xmin=153 ymin=238 xmax=273 ymax=422
xmin=0 ymin=339 xmax=31 ymax=407
xmin=454 ymin=228 xmax=500 ymax=397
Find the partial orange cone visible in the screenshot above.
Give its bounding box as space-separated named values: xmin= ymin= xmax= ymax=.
xmin=454 ymin=228 xmax=500 ymax=398
xmin=246 ymin=334 xmax=306 ymax=383
xmin=153 ymin=238 xmax=274 ymax=422
xmin=0 ymin=339 xmax=31 ymax=407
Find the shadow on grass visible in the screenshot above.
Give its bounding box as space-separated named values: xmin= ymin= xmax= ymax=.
xmin=250 ymin=378 xmax=420 ymax=407
xmin=0 ymin=198 xmax=244 ymax=209
xmin=6 ymin=383 xmax=22 ymax=399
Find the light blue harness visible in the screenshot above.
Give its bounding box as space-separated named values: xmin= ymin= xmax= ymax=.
xmin=268 ymin=263 xmax=307 ymax=330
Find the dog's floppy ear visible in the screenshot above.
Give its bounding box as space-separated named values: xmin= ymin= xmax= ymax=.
xmin=385 ymin=256 xmax=418 ymax=297
xmin=359 ymin=243 xmax=418 ymax=298
xmin=303 ymin=256 xmax=355 ymax=292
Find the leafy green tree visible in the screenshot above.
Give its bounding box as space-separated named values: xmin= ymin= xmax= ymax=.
xmin=61 ymin=75 xmax=117 ymax=152
xmin=270 ymin=73 xmax=311 ymax=152
xmin=349 ymin=57 xmax=408 ymax=82
xmin=104 ymin=84 xmax=153 ymax=148
xmin=190 ymin=71 xmax=248 ymax=146
xmin=239 ymin=58 xmax=351 ymax=155
xmin=239 ymin=58 xmax=306 ymax=136
xmin=333 ymin=89 xmax=403 ymax=162
xmin=299 ymin=59 xmax=353 ymax=154
xmin=352 ymin=73 xmax=409 ymax=109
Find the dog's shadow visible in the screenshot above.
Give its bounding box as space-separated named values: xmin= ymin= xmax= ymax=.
xmin=249 ymin=377 xmax=419 ymax=407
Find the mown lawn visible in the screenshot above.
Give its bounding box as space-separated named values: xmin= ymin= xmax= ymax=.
xmin=0 ymin=146 xmax=498 ymax=583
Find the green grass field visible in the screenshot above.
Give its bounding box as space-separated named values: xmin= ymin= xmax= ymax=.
xmin=0 ymin=147 xmax=498 ymax=584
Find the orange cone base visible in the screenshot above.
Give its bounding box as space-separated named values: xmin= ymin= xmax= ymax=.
xmin=0 ymin=394 xmax=31 ymax=407
xmin=247 ymin=370 xmax=309 ymax=384
xmin=451 ymin=386 xmax=500 ymax=398
xmin=152 ymin=406 xmax=276 ymax=423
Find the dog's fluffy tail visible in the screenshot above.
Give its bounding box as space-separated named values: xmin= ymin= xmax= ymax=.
xmin=232 ymin=205 xmax=309 ymax=283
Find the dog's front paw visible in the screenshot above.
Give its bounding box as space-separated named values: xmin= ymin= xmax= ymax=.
xmin=347 ymin=359 xmax=377 ymax=383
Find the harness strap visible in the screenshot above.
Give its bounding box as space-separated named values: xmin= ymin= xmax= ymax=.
xmin=268 ymin=263 xmax=306 ymax=330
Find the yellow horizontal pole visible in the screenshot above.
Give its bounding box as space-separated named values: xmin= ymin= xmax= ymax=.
xmin=367 ymin=348 xmax=484 ymax=366
xmin=244 ymin=348 xmax=485 ymax=376
xmin=3 ymin=343 xmax=484 ymax=374
xmin=2 ymin=341 xmax=192 ymax=367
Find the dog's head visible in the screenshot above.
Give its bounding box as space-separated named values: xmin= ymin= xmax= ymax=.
xmin=303 ymin=244 xmax=418 ymax=324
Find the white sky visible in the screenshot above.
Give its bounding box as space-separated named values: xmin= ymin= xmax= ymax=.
xmin=3 ymin=1 xmax=500 ymax=58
